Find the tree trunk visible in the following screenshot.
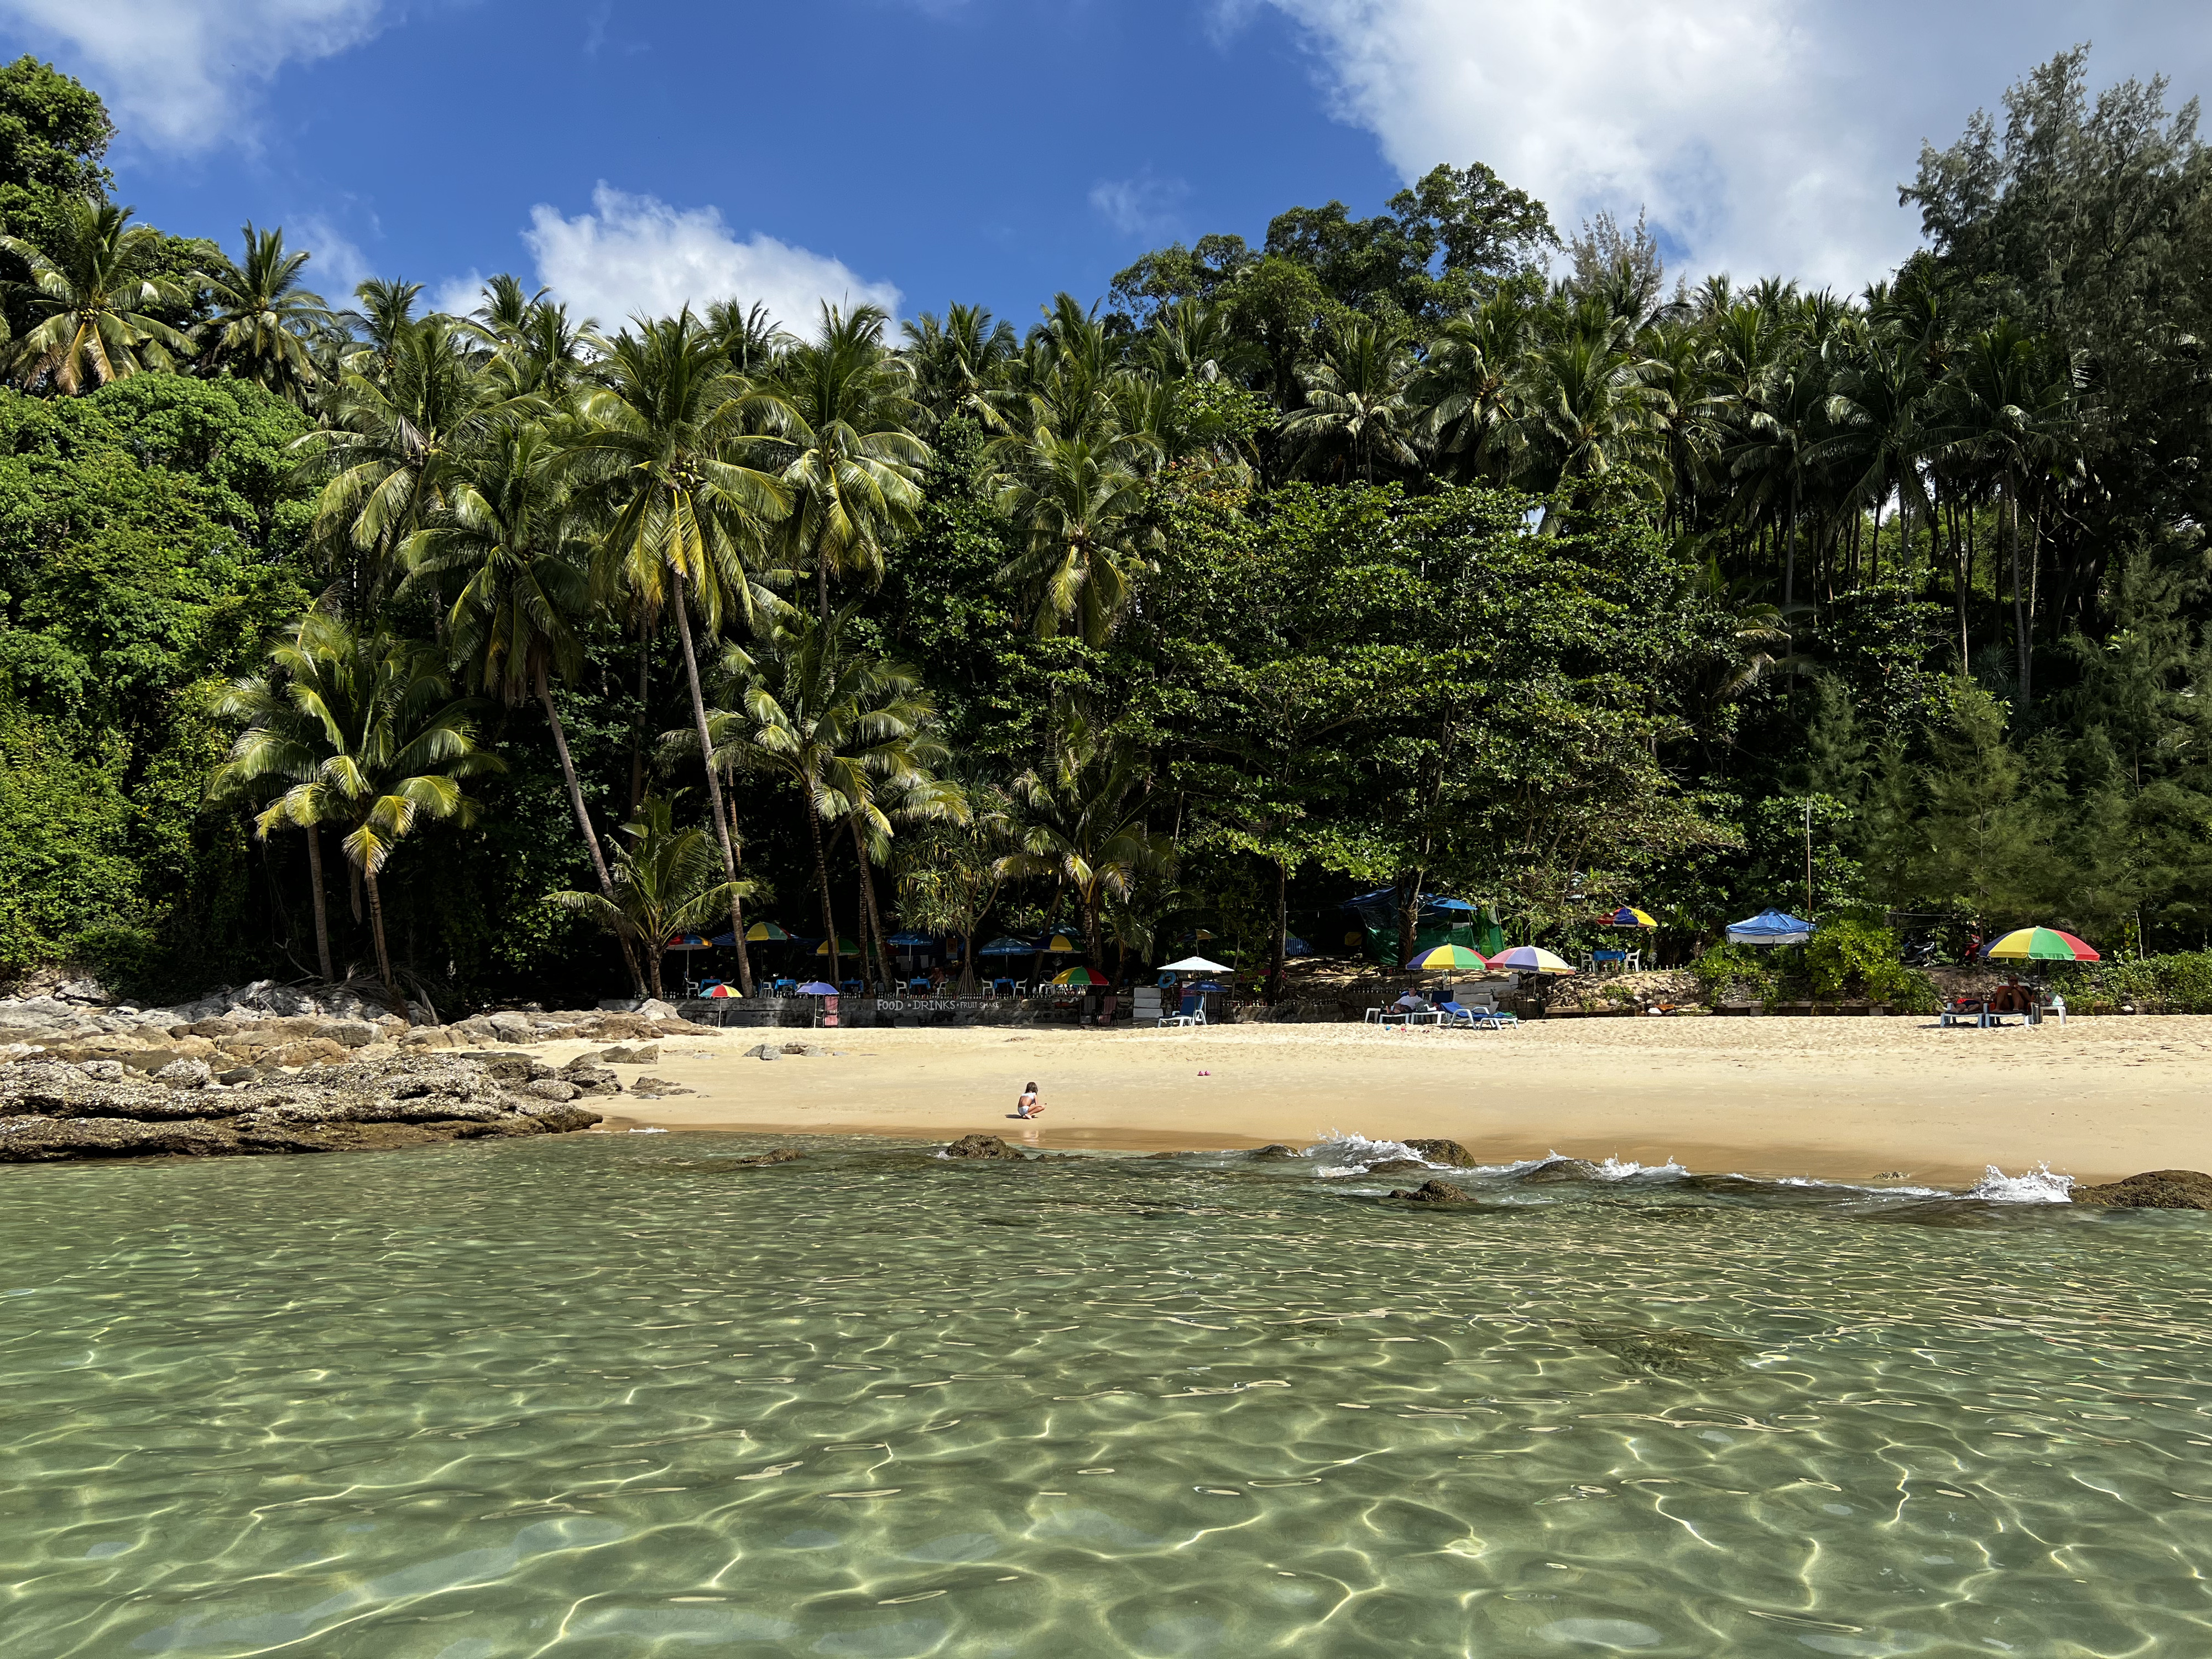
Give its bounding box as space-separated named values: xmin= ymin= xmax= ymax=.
xmin=1395 ymin=869 xmax=1424 ymax=972
xmin=364 ymin=865 xmax=399 ymax=1011
xmin=806 ymin=803 xmax=841 ymax=984
xmin=1266 ymin=856 xmax=1288 ymax=1005
xmin=816 ymin=555 xmax=832 ymax=623
xmin=645 ymin=937 xmax=665 ymax=1000
xmin=540 ymin=666 xmax=647 ymax=1000
xmin=304 ymin=825 xmax=333 ymax=981
xmin=1782 ymin=478 xmax=1797 ymax=611
xmin=670 ymin=570 xmax=750 ymax=977
xmin=958 ymin=928 xmax=976 ymax=997
xmin=850 ymin=815 xmax=891 ymax=990
xmin=724 ymin=794 xmax=755 ymax=997
xmin=630 ymin=622 xmax=652 ymax=816
xmin=1080 ymin=891 xmax=1108 ymax=979
xmin=2008 ymin=482 xmax=2032 ymax=708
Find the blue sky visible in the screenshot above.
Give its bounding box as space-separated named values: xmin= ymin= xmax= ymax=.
xmin=0 ymin=1 xmax=2204 ymax=333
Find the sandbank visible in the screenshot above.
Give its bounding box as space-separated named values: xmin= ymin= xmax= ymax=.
xmin=539 ymin=1015 xmax=2212 ymax=1187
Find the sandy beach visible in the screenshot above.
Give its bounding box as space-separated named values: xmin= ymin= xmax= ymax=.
xmin=538 ymin=1013 xmax=2212 ymax=1187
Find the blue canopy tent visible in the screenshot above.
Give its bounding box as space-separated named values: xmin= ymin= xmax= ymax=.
xmin=1339 ymin=890 xmax=1504 ymax=964
xmin=1284 ymin=935 xmax=1313 ymax=958
xmin=886 ymin=932 xmax=934 ymax=949
xmin=1726 ymin=909 xmax=1816 ymax=946
xmin=977 ymin=936 xmax=1036 ymax=957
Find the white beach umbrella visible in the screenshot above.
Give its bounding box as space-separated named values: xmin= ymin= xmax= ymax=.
xmin=1159 ymin=956 xmax=1230 ymax=974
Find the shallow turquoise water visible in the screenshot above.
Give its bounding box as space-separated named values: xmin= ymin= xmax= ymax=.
xmin=3 ymin=1134 xmax=2210 ymax=1657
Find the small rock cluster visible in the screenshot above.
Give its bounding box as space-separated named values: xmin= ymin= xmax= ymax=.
xmin=0 ymin=1049 xmax=607 ymax=1162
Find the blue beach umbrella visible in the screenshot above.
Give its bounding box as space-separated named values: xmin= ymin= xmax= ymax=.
xmin=795 ymin=980 xmax=839 ymax=996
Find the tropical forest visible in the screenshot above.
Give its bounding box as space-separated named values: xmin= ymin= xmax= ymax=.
xmin=2 ymin=47 xmax=2210 ymax=1011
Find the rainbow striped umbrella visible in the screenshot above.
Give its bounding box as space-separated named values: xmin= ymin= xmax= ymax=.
xmin=1603 ymin=906 xmax=1657 ymax=928
xmin=702 ymin=982 xmax=739 ymax=998
xmin=664 ymin=932 xmax=712 ymax=950
xmin=1052 ymin=966 xmax=1108 ymax=985
xmin=1404 ymin=944 xmax=1490 ymax=971
xmin=746 ymin=921 xmax=792 ymax=942
xmin=1488 ymin=945 xmax=1575 ymax=974
xmin=1981 ymin=927 xmax=2100 ymax=962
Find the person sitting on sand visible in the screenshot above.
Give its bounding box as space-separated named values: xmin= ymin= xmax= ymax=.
xmin=1014 ymin=1081 xmax=1043 ymax=1118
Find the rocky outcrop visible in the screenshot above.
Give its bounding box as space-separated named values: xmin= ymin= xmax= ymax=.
xmin=1404 ymin=1138 xmax=1474 ymax=1166
xmin=1248 ymin=1144 xmax=1301 ymax=1159
xmin=2071 ymin=1170 xmax=2212 ymax=1209
xmin=1389 ymin=1178 xmax=1472 ymax=1202
xmin=729 ymin=1147 xmax=805 ymax=1167
xmin=1366 ymin=1157 xmax=1428 ymax=1174
xmin=942 ymin=1134 xmax=1026 ymax=1160
xmin=628 ymin=1076 xmax=691 ymax=1098
xmin=0 ymin=1052 xmax=603 ymax=1163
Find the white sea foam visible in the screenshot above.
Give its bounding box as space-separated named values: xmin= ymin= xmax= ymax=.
xmin=627 ymin=1126 xmax=670 ymax=1135
xmin=1964 ymin=1164 xmax=2075 ymax=1204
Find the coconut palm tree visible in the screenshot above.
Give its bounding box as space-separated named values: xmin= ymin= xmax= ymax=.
xmin=902 ymin=301 xmax=1018 ymax=432
xmin=197 ymin=222 xmax=331 ymax=403
xmin=760 ymin=302 xmax=931 ymax=619
xmin=1282 ymin=315 xmax=1421 ymax=482
xmin=1416 ymin=291 xmax=1532 ymax=484
xmin=997 ymin=707 xmax=1174 ymax=974
xmin=569 ymin=309 xmax=791 ymax=965
xmin=706 ymin=607 xmax=943 ymax=987
xmin=0 ymin=198 xmax=194 ymax=392
xmin=552 ymin=797 xmax=752 ymax=1000
xmin=400 ymin=420 xmax=649 ymax=997
xmin=992 ymin=431 xmax=1160 ymax=645
xmin=216 ymin=614 xmax=502 ymax=1008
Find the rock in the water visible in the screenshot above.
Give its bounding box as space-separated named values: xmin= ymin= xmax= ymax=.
xmin=2072 ymin=1170 xmax=2212 ymax=1209
xmin=152 ymin=1058 xmax=213 ymax=1088
xmin=731 ymin=1147 xmax=804 ymax=1167
xmin=942 ymin=1133 xmax=1025 ymax=1160
xmin=1249 ymin=1144 xmax=1301 ymax=1159
xmin=1366 ymin=1157 xmax=1427 ymax=1174
xmin=1404 ymin=1138 xmax=1474 ymax=1167
xmin=628 ymin=1075 xmax=691 ymax=1098
xmin=1388 ymin=1178 xmax=1471 ymax=1202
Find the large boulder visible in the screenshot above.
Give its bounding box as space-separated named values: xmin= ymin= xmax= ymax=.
xmin=313 ymin=1020 xmax=380 ymax=1048
xmin=1404 ymin=1139 xmax=1475 ymax=1167
xmin=942 ymin=1134 xmax=1025 ymax=1160
xmin=2072 ymin=1170 xmax=2212 ymax=1209
xmin=1389 ymin=1178 xmax=1472 ymax=1203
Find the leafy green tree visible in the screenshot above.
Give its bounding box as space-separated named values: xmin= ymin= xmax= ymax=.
xmin=552 ymin=797 xmax=752 ymax=1000
xmin=0 ymin=56 xmax=113 ymax=330
xmin=0 ymin=199 xmax=194 ymax=392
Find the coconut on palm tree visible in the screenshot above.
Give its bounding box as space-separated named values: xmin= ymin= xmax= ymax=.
xmin=0 ymin=197 xmax=194 ymax=392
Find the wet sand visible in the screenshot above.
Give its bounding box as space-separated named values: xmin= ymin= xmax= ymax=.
xmin=540 ymin=1014 xmax=2212 ymax=1187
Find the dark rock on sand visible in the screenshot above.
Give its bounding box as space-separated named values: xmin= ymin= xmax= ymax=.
xmin=1404 ymin=1138 xmax=1474 ymax=1167
xmin=0 ymin=1052 xmax=600 ymax=1162
xmin=2072 ymin=1169 xmax=2212 ymax=1209
xmin=599 ymin=1043 xmax=661 ymax=1065
xmin=1389 ymin=1178 xmax=1472 ymax=1202
xmin=628 ymin=1075 xmax=691 ymax=1098
xmin=942 ymin=1133 xmax=1026 ymax=1160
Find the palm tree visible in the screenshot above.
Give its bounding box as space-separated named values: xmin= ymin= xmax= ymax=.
xmin=400 ymin=420 xmax=649 ymax=997
xmin=761 ymin=302 xmax=931 ymax=618
xmin=1936 ymin=320 xmax=2080 ymax=706
xmin=0 ymin=198 xmax=194 ymax=392
xmin=997 ymin=707 xmax=1174 ymax=974
xmin=902 ymin=301 xmax=1017 ymax=431
xmin=1525 ymin=300 xmax=1661 ymax=505
xmin=301 ymin=310 xmax=507 ymax=606
xmin=552 ymin=797 xmax=752 ymax=1000
xmin=706 ymin=607 xmax=944 ymax=987
xmin=215 ymin=614 xmax=502 ymax=1007
xmin=570 ymin=309 xmax=790 ymax=973
xmin=198 ymin=222 xmax=331 ymax=403
xmin=992 ymin=431 xmax=1160 ymax=645
xmin=1416 ymin=292 xmax=1531 ymax=484
xmin=1282 ymin=315 xmax=1421 ymax=482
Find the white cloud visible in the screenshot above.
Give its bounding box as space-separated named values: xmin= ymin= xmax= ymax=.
xmin=1090 ymin=174 xmax=1192 ymax=239
xmin=0 ymin=0 xmax=383 ymax=152
xmin=519 ymin=184 xmax=901 ymax=335
xmin=291 ymin=216 xmax=372 ymax=301
xmin=1250 ymin=0 xmax=1917 ymax=287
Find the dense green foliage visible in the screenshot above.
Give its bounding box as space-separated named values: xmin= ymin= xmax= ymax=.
xmin=3 ymin=49 xmax=2211 ymax=1006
